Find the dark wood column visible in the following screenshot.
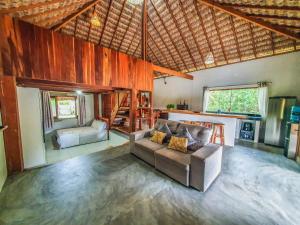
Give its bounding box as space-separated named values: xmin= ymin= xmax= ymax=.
xmin=0 ymin=76 xmax=23 ymax=174
xmin=94 ymin=93 xmax=100 ymax=119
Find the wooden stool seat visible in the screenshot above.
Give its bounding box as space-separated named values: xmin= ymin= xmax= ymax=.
xmin=211 ymin=123 xmax=225 ymax=145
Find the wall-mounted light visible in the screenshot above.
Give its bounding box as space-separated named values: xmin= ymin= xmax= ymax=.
xmin=76 ymin=90 xmax=82 ymax=95
xmin=164 ymin=77 xmax=167 ymax=85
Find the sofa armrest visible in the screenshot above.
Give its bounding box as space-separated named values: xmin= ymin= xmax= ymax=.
xmin=130 ymin=129 xmax=153 ymax=142
xmin=190 ymin=144 xmax=223 ymax=192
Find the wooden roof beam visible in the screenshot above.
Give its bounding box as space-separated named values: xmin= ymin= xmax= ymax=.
xmin=52 ymin=0 xmax=101 ymax=32
xmin=141 ymin=0 xmax=148 ymax=61
xmin=219 ymin=4 xmax=300 ymax=12
xmin=247 ymin=14 xmax=300 ymax=21
xmin=152 ymin=65 xmax=193 ymax=80
xmin=198 ymin=0 xmax=300 ymax=41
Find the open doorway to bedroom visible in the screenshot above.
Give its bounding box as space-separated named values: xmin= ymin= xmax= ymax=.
xmin=17 ymin=87 xmax=128 ymax=166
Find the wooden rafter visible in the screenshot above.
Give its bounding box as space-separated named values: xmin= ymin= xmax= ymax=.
xmin=198 ymin=0 xmax=300 ymax=41
xmin=148 ymin=32 xmax=176 ymax=70
xmin=229 ymin=16 xmax=242 ymax=61
xmin=98 ymin=0 xmax=113 ymax=45
xmin=247 ymin=14 xmax=300 ymax=21
xmin=141 ymin=0 xmax=148 ymax=61
xmin=52 ymin=0 xmax=101 ymax=32
xmin=219 ymin=4 xmax=300 ymax=12
xmin=194 ymin=0 xmax=216 ymax=66
xmin=108 ymin=0 xmax=127 ymax=49
xmin=269 ymin=31 xmax=275 ymax=54
xmin=148 ymin=16 xmax=182 ymax=71
xmin=211 ymin=9 xmax=228 ymax=63
xmin=152 ymin=65 xmax=193 ymax=80
xmin=125 ymin=23 xmax=141 ymax=55
xmin=117 ymin=5 xmax=139 ymax=51
xmin=164 ymin=0 xmax=198 ymax=70
xmin=21 ymin=1 xmax=83 ymax=21
xmin=248 ymin=23 xmax=257 ymax=57
xmin=0 ymin=0 xmax=65 ymax=14
xmin=147 ymin=43 xmax=161 ymax=64
xmin=178 ymin=0 xmax=206 ymax=68
xmin=149 ymin=0 xmax=189 ymax=71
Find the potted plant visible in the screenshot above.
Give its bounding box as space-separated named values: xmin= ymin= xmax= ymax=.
xmin=166 ymin=104 xmax=175 ymax=110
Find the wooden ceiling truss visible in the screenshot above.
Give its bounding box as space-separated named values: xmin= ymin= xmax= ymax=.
xmin=0 ymin=0 xmax=299 ymax=79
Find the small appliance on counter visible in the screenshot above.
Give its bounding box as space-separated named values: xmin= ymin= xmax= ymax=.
xmin=239 ymin=119 xmax=260 ymax=143
xmin=177 ymin=100 xmax=188 ymax=110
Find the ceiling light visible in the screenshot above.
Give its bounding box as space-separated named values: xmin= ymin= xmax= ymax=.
xmin=90 ymin=12 xmax=101 ymax=27
xmin=127 ymin=0 xmax=143 ymax=5
xmin=205 ymin=52 xmax=214 ymax=65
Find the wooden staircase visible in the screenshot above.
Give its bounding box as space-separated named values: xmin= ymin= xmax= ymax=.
xmin=111 ymin=91 xmax=131 ymax=134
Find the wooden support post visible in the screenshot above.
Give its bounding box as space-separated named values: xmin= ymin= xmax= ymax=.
xmin=0 ymin=76 xmax=24 ymax=174
xmin=130 ymin=89 xmax=137 ymax=133
xmin=94 ymin=93 xmax=99 ymax=119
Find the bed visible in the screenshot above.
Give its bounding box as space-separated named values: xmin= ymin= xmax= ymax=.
xmin=56 ymin=119 xmax=109 ymax=149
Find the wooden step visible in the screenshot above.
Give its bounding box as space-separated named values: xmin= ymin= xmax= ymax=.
xmin=115 ymin=115 xmax=129 ymax=119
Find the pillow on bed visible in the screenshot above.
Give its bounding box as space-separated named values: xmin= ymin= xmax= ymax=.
xmin=91 ymin=120 xmax=106 ymax=131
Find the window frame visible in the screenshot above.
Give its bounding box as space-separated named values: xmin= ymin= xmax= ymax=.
xmin=205 ymin=86 xmax=261 ymax=116
xmin=51 ymin=96 xmax=78 ymax=120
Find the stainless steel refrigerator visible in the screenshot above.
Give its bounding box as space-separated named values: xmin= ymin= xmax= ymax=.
xmin=264 ymin=96 xmax=297 ymax=147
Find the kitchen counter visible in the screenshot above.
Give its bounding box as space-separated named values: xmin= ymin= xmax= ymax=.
xmin=160 ymin=109 xmax=247 ymax=119
xmin=158 ymin=109 xmax=242 ymax=147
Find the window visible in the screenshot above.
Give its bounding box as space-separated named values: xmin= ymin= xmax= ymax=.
xmin=206 ymin=87 xmax=259 ymax=115
xmin=51 ymin=96 xmax=77 ymax=119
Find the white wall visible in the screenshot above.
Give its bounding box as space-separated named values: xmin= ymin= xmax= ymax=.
xmin=17 ymin=87 xmax=46 ymax=168
xmin=154 ymin=52 xmax=300 ymax=111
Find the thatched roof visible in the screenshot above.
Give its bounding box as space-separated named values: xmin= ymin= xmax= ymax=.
xmin=1 ymin=0 xmax=299 ymax=78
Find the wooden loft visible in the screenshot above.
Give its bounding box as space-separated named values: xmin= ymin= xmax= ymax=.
xmin=0 ymin=0 xmax=298 ymax=76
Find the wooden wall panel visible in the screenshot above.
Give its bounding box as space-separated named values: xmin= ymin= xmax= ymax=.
xmin=0 ymin=76 xmax=23 ymax=174
xmin=0 ymin=15 xmax=153 ymax=92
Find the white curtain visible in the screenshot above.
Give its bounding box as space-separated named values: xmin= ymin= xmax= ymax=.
xmin=258 ymin=86 xmax=268 ymax=119
xmin=41 ymin=91 xmax=54 ymax=130
xmin=202 ymin=87 xmax=210 ymax=112
xmin=78 ymin=95 xmax=86 ymax=126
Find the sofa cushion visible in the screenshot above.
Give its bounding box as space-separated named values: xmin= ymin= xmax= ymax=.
xmin=155 ymin=148 xmax=191 ymax=170
xmin=176 ymin=127 xmax=195 ymax=144
xmin=150 ymin=131 xmax=166 ymax=145
xmin=154 ymin=119 xmax=180 ymax=134
xmin=158 ymin=123 xmax=172 ymax=142
xmin=168 ymin=136 xmax=188 ymax=153
xmin=176 ymin=124 xmax=212 ymax=147
xmin=135 ymin=138 xmax=165 ymax=153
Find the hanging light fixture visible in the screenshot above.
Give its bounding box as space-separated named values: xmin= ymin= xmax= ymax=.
xmin=90 ymin=12 xmax=101 ymax=27
xmin=127 ymin=0 xmax=143 ymax=5
xmin=205 ymin=52 xmax=214 ymax=65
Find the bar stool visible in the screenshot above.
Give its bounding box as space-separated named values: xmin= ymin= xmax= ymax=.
xmin=211 ymin=123 xmax=225 ymax=146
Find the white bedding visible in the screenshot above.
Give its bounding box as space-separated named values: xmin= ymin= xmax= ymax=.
xmin=56 ymin=120 xmax=107 ymax=149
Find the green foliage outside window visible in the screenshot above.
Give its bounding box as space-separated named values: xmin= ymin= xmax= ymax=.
xmin=207 ymin=88 xmax=259 ymax=114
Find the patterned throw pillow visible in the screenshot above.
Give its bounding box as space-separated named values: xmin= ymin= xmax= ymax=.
xmin=168 ymin=136 xmax=188 ymax=153
xmin=177 ymin=127 xmax=194 ymax=144
xmin=150 ymin=131 xmax=167 ymax=145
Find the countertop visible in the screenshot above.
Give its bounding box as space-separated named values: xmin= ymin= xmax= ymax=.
xmin=158 ymin=109 xmax=248 ymax=119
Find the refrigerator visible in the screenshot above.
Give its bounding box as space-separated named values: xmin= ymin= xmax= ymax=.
xmin=264 ymin=96 xmax=297 ymax=147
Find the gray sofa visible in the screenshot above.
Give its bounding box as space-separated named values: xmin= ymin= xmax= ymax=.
xmin=130 ymin=119 xmax=223 ymax=192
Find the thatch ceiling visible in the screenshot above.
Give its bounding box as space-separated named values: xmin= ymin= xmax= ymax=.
xmin=0 ymin=0 xmax=299 ymax=78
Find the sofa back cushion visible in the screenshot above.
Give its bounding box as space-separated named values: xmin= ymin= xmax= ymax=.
xmin=176 ymin=124 xmax=212 ymax=147
xmin=155 ymin=119 xmax=180 ymax=134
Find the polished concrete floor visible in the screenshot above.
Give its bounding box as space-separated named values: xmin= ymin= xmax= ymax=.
xmin=0 ymin=143 xmax=300 ymax=225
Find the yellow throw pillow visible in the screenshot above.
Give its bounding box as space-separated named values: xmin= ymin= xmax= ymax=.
xmin=168 ymin=136 xmax=188 ymax=153
xmin=150 ymin=131 xmax=166 ymax=145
